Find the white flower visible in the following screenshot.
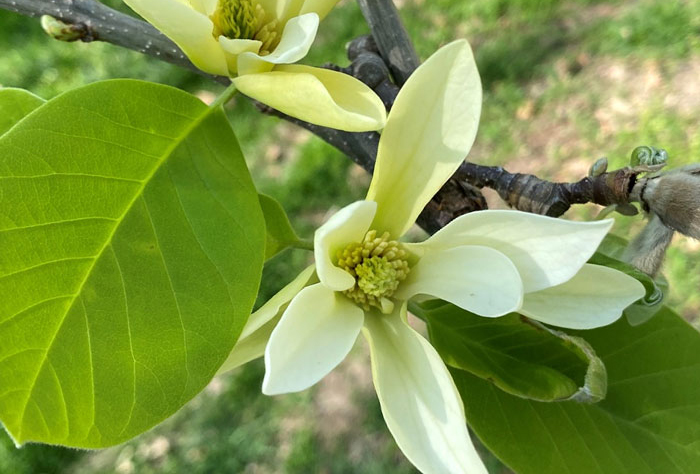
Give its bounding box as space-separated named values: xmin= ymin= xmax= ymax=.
xmin=121 ymin=0 xmax=386 ymax=131
xmin=227 ymin=40 xmax=646 ymax=473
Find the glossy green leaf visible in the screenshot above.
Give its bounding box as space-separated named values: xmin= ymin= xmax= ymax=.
xmin=0 ymin=80 xmax=265 ymax=448
xmin=259 ymin=193 xmax=300 ymax=260
xmin=456 ymin=306 xmax=700 ymax=474
xmin=0 ymin=88 xmax=45 ymax=136
xmin=417 ymin=301 xmax=605 ymax=403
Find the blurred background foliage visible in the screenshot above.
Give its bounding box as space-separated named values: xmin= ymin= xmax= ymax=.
xmin=1 ymin=0 xmax=699 ymax=472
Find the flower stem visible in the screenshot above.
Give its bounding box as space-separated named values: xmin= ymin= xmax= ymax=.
xmin=291 ymin=239 xmax=314 ymax=251
xmin=211 ymin=82 xmax=238 ymax=109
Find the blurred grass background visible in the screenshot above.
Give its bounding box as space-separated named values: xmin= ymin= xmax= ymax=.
xmin=1 ymin=0 xmax=699 ymax=472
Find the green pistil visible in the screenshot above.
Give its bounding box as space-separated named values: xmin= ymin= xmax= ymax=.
xmin=337 ymin=230 xmax=410 ymax=314
xmin=211 ymin=0 xmax=278 ymax=54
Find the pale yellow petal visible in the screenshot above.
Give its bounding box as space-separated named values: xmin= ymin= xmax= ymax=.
xmin=412 ymin=210 xmax=614 ymax=293
xmin=366 ymin=40 xmax=482 ymax=238
xmin=218 ymin=268 xmax=316 ymax=374
xmin=363 ymin=304 xmax=488 ymax=474
xmin=299 ymin=0 xmax=341 ymax=20
xmin=263 ymin=284 xmax=364 ymax=395
xmin=219 ymin=37 xmax=263 ymax=74
xmin=188 ymin=0 xmax=216 ymax=15
xmin=395 ymin=245 xmax=523 ymax=317
xmin=123 ymin=0 xmax=229 ymax=76
xmin=233 ymin=65 xmax=387 ymax=131
xmin=237 ymin=13 xmax=319 ymax=75
xmin=314 ymin=201 xmax=376 ymax=291
xmin=521 ymin=264 xmax=646 ymax=329
xmin=217 ymin=266 xmax=316 ymax=374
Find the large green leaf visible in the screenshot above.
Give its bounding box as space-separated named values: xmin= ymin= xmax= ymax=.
xmin=0 ymin=80 xmax=265 ymax=448
xmin=0 ymin=88 xmax=45 ymax=136
xmin=417 ymin=301 xmax=605 ymax=403
xmin=456 ymin=306 xmax=700 ymax=473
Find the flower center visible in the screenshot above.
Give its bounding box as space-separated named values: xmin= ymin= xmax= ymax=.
xmin=336 ymin=230 xmax=410 ymax=314
xmin=210 ymin=0 xmax=278 ymax=55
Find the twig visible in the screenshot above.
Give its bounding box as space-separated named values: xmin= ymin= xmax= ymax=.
xmin=457 ymin=162 xmax=642 ymax=217
xmin=356 ymin=0 xmax=420 ymax=85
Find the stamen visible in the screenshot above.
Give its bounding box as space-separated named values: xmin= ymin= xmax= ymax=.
xmin=210 ymin=0 xmax=279 ymax=55
xmin=337 ymin=231 xmax=410 ymax=313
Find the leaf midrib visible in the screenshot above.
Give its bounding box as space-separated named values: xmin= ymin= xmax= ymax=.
xmin=16 ymin=97 xmax=221 ymax=442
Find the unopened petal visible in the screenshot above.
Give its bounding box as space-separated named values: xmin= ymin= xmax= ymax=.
xmin=395 ymin=245 xmax=523 ymax=317
xmin=263 ymin=284 xmax=364 ymax=395
xmin=363 ymin=304 xmax=487 ymax=474
xmin=414 ymin=210 xmax=614 ymax=292
xmin=314 ymin=201 xmax=376 ymax=291
xmin=234 ymin=65 xmax=387 ymax=131
xmin=521 ymin=264 xmax=646 ymax=329
xmin=123 ymin=0 xmax=229 ymax=76
xmin=366 ymin=40 xmax=482 ymax=237
xmin=237 ymin=13 xmax=319 ymax=75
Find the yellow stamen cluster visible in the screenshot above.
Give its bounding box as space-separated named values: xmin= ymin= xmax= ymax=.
xmin=336 ymin=230 xmax=410 ymax=314
xmin=211 ymin=0 xmax=279 ymax=55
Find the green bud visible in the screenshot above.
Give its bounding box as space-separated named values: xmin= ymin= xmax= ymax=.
xmin=40 ymin=15 xmax=86 ymax=42
xmin=630 ymin=146 xmax=668 ymax=167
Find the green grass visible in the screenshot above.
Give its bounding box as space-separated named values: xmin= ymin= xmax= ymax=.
xmin=1 ymin=0 xmax=699 ymax=471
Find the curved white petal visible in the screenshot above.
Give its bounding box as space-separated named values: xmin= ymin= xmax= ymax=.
xmin=234 ymin=65 xmax=387 ymax=131
xmin=263 ymin=284 xmax=364 ymax=395
xmin=237 ymin=13 xmax=319 ymax=75
xmin=521 ymin=264 xmax=646 ymax=329
xmin=413 ymin=210 xmax=614 ymax=292
xmin=363 ymin=304 xmax=487 ymax=474
xmin=314 ymin=200 xmax=376 ymax=291
xmin=395 ymin=245 xmax=523 ymax=317
xmin=123 ymin=0 xmax=229 ymax=76
xmin=366 ymin=40 xmax=482 ymax=238
xmin=217 ymin=266 xmax=316 ymax=374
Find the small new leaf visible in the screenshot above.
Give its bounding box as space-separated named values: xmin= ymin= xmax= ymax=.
xmin=259 ymin=193 xmax=300 ymax=260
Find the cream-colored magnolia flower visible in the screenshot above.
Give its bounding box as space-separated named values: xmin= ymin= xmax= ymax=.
xmin=122 ymin=0 xmax=386 ymax=131
xmin=222 ymin=40 xmax=646 ymax=473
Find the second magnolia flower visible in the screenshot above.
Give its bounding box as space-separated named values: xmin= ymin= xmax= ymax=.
xmin=122 ymin=0 xmax=387 ymax=131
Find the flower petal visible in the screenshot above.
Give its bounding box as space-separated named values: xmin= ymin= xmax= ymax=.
xmin=366 ymin=40 xmax=482 ymax=237
xmin=234 ymin=65 xmax=387 ymax=131
xmin=219 ymin=38 xmax=263 ymax=74
xmin=363 ymin=304 xmax=487 ymax=474
xmin=413 ymin=210 xmax=614 ymax=292
xmin=395 ymin=245 xmax=523 ymax=317
xmin=217 ymin=266 xmax=316 ymax=374
xmin=521 ymin=264 xmax=646 ymax=329
xmin=123 ymin=0 xmax=229 ymax=76
xmin=298 ymin=0 xmax=341 ymax=20
xmin=263 ymin=284 xmax=364 ymax=395
xmin=236 ymin=13 xmax=319 ymax=75
xmin=314 ymin=200 xmax=376 ymax=291
xmin=188 ymin=0 xmax=216 ymax=15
